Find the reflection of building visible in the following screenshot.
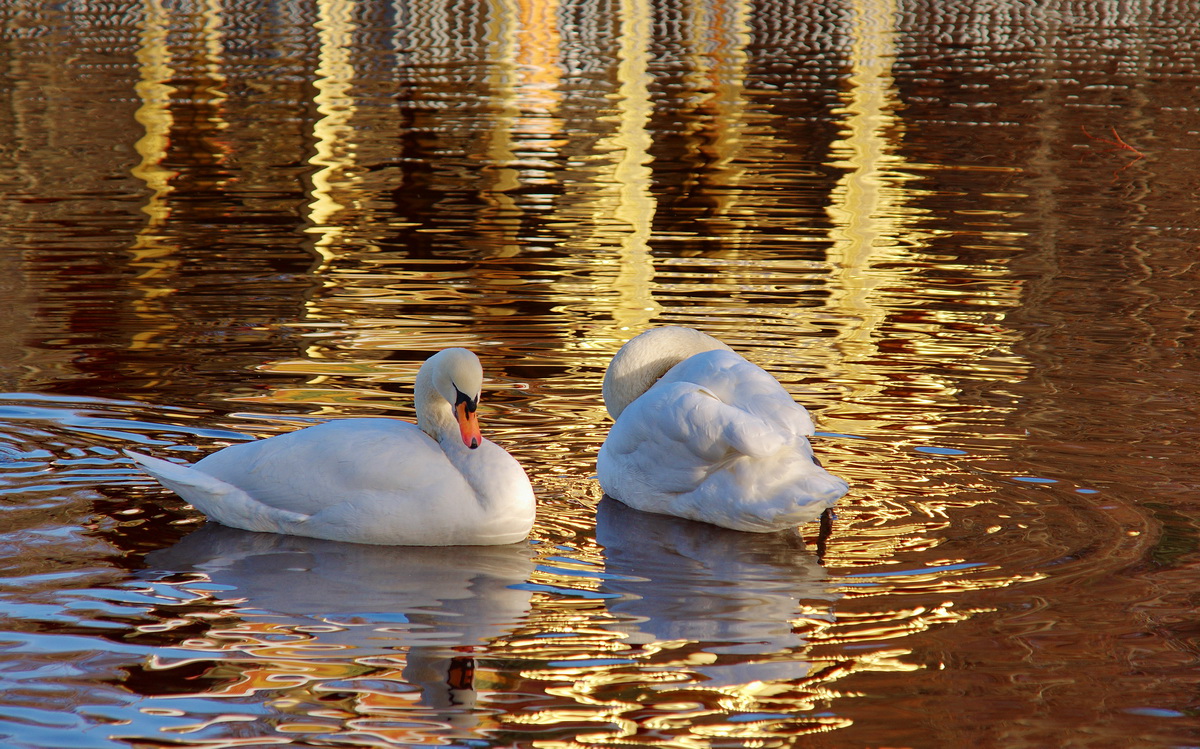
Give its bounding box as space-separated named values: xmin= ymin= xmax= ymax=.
xmin=0 ymin=3 xmax=325 ymax=402
xmin=4 ymin=0 xmax=1197 ymax=746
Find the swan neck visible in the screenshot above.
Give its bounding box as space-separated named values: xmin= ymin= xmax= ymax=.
xmin=603 ymin=327 xmax=733 ymax=419
xmin=415 ymin=362 xmax=455 ymax=442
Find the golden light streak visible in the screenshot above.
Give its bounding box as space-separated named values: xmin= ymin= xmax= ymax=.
xmin=683 ymin=0 xmax=753 ymax=221
xmin=198 ymin=0 xmax=230 ymax=101
xmin=483 ymin=0 xmax=524 ymax=215
xmin=477 ymin=0 xmax=567 ymax=256
xmin=606 ymin=0 xmax=662 ymax=332
xmin=127 ymin=0 xmax=185 ymax=350
xmin=306 ymin=0 xmax=361 ymax=267
xmin=130 ymin=0 xmax=176 ymax=250
xmin=823 ymin=0 xmax=1028 ymax=409
xmin=512 ymin=0 xmax=565 ymax=113
xmin=127 ymin=2 xmax=236 ymax=351
xmin=824 ymin=0 xmax=911 ymax=373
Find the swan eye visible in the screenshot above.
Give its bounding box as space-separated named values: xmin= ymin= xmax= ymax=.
xmin=453 ymin=386 xmax=478 ymax=412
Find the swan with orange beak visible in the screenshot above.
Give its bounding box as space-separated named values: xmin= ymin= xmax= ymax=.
xmin=126 ymin=348 xmax=535 ymax=545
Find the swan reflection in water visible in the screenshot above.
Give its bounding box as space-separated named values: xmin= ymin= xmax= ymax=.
xmin=145 ymin=525 xmax=534 ymax=718
xmin=142 ymin=502 xmax=837 ymax=730
xmin=596 ymin=497 xmax=839 ymax=687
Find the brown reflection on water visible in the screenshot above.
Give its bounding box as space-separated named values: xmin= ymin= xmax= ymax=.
xmin=2 ymin=0 xmax=1200 ymax=746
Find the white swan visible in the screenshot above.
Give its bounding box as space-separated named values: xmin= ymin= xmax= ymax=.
xmin=126 ymin=348 xmax=535 ymax=546
xmin=597 ymin=326 xmax=849 ymax=532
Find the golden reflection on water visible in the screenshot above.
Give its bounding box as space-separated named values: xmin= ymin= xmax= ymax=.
xmin=603 ymin=0 xmax=662 ymax=333
xmin=127 ymin=0 xmax=244 ymax=356
xmin=3 ymin=0 xmax=1113 ymax=745
xmin=130 ymin=0 xmax=175 ymax=234
xmin=128 ymin=0 xmax=181 ymax=351
xmin=825 ymin=0 xmax=916 ymax=366
xmin=307 ymin=0 xmax=362 ymax=262
xmin=479 ymin=0 xmax=566 ymax=257
xmin=805 ymin=0 xmax=1041 ymax=634
xmin=821 ymin=0 xmax=1027 ymax=428
xmin=0 ymin=0 xmax=1191 ymax=746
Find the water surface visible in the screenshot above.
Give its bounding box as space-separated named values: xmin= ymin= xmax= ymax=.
xmin=1 ymin=0 xmax=1199 ymax=746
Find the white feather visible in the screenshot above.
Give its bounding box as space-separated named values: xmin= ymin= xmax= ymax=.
xmin=598 ymin=327 xmax=849 ymax=532
xmin=127 ymin=348 xmax=535 ymax=546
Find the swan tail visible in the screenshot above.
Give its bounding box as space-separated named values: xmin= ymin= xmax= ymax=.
xmin=124 ymin=450 xmax=310 ymax=534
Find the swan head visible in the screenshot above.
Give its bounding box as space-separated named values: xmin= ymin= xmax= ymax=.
xmin=603 ymin=326 xmax=734 ymax=420
xmin=416 ymin=348 xmax=485 ymax=449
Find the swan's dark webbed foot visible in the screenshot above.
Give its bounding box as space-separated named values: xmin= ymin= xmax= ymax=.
xmin=815 ymin=506 xmax=834 ymax=564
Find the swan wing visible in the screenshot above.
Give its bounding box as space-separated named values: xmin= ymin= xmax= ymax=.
xmin=190 ymin=418 xmax=461 ymax=518
xmin=659 ymin=349 xmax=816 ymax=438
xmin=599 ymin=381 xmax=788 ymax=496
xmin=656 ymin=383 xmax=788 ymax=461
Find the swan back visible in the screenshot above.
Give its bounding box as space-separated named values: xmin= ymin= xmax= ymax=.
xmin=603 ymin=326 xmax=734 ymax=419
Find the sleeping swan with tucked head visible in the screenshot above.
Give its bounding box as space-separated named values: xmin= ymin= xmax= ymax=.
xmin=126 ymin=348 xmax=535 ymax=546
xmin=597 ymin=326 xmax=848 ymax=532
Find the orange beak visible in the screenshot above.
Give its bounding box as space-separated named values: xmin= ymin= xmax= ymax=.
xmin=454 ymin=397 xmax=482 ymax=449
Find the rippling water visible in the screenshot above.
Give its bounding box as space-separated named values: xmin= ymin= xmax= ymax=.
xmin=2 ymin=0 xmax=1199 ymax=746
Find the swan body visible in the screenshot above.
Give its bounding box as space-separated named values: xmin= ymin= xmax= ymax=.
xmin=597 ymin=326 xmax=849 ymax=532
xmin=126 ymin=348 xmax=535 ymax=546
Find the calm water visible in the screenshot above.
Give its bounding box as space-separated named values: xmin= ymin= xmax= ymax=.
xmin=1 ymin=0 xmax=1199 ymax=746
